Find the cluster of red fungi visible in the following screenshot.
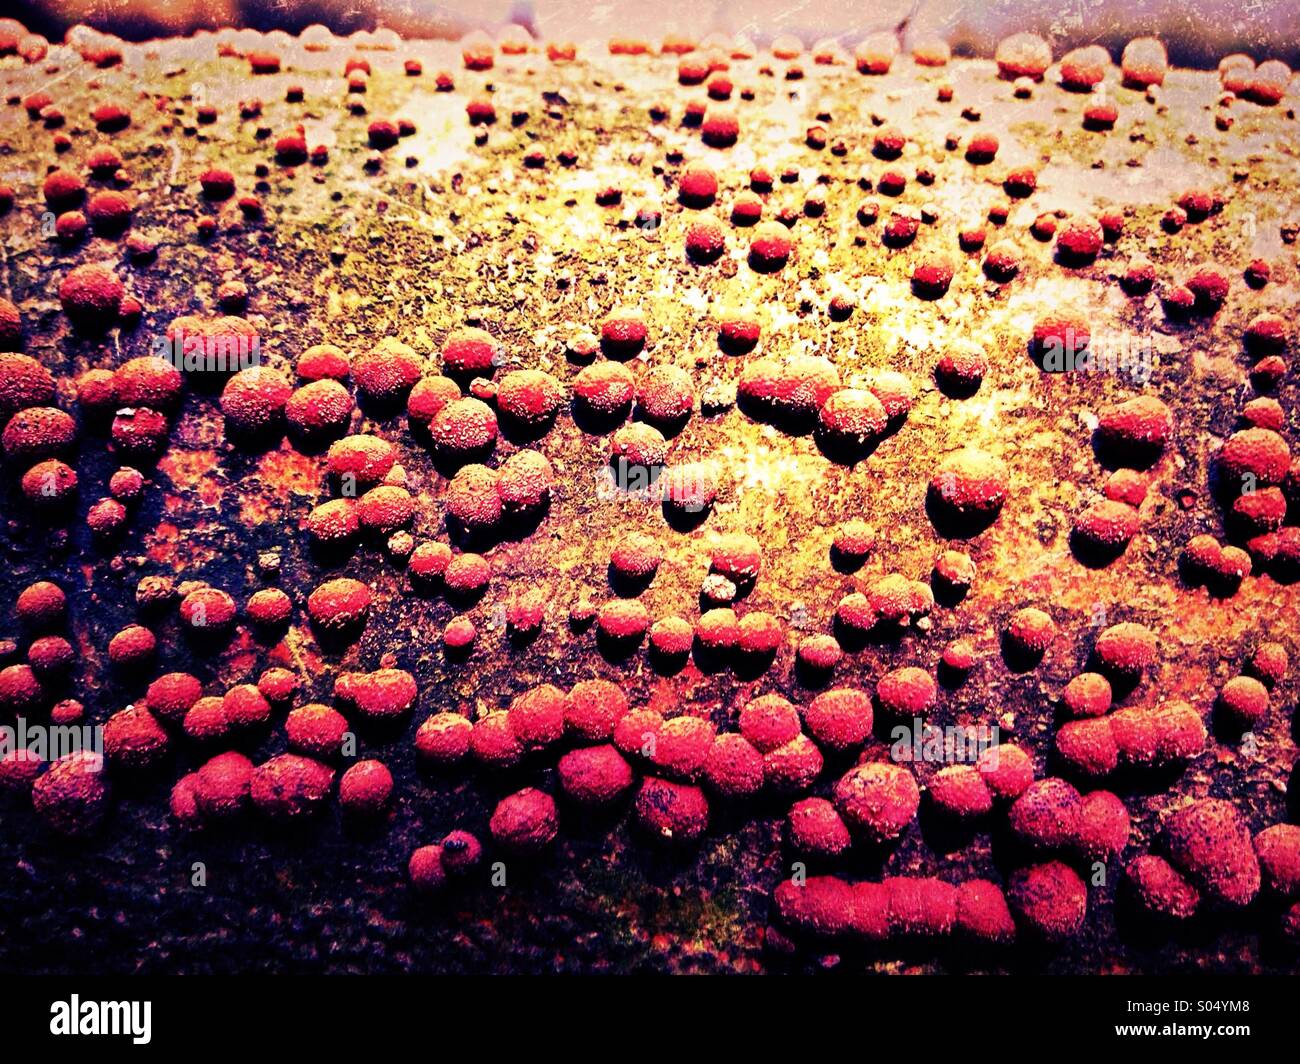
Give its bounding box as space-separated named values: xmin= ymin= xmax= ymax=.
xmin=0 ymin=16 xmax=1298 ymax=961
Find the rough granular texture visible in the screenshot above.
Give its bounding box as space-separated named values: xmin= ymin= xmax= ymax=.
xmin=0 ymin=22 xmax=1296 ymax=976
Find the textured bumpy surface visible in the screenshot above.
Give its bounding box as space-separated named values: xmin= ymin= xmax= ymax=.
xmin=0 ymin=23 xmax=1297 ymax=973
